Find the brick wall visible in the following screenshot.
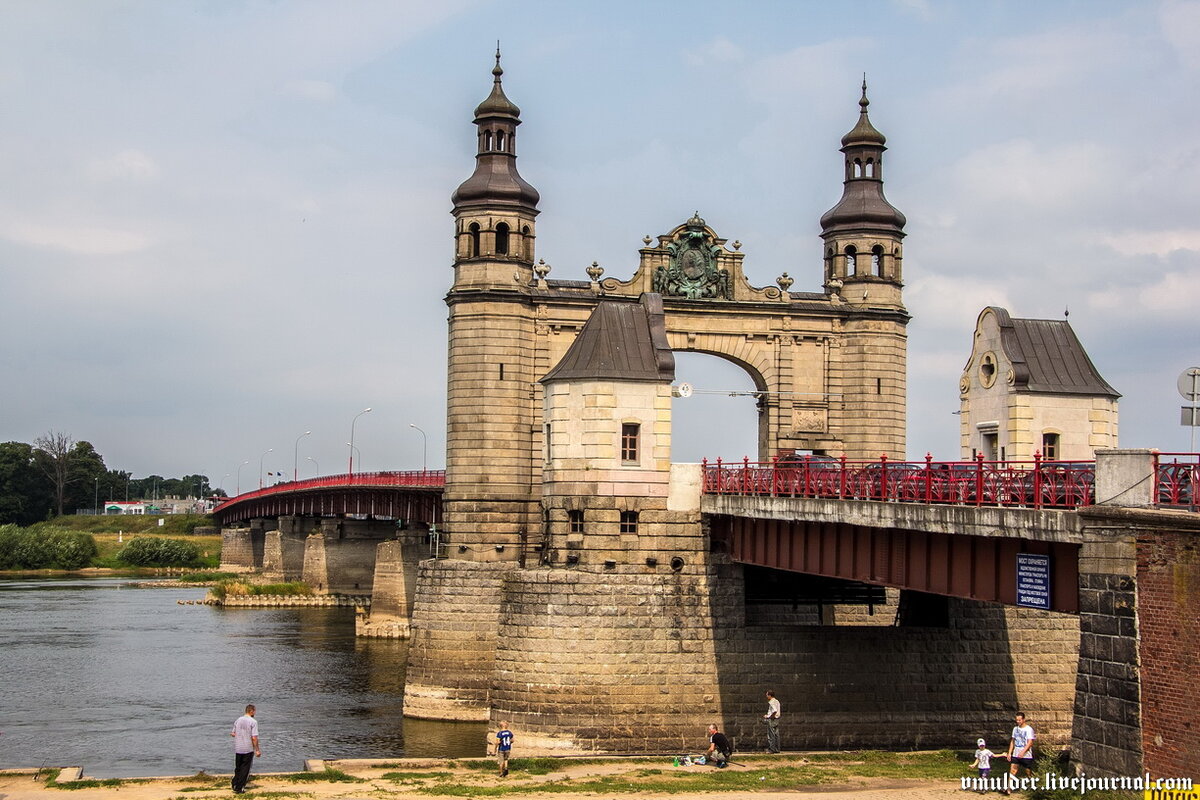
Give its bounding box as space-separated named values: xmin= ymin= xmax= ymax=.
xmin=1137 ymin=527 xmax=1200 ymax=776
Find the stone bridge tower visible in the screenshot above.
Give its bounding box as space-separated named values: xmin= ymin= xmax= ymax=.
xmin=404 ymin=59 xmax=912 ymax=724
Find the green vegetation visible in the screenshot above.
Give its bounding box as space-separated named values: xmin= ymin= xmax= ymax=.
xmin=0 ymin=524 xmax=98 ymax=569
xmin=116 ymin=536 xmax=201 ymax=566
xmin=210 ymin=580 xmax=314 ymax=600
xmin=45 ymin=774 xmax=151 ymax=791
xmin=48 ymin=514 xmax=214 ymax=536
xmin=275 ymin=768 xmax=364 ymax=784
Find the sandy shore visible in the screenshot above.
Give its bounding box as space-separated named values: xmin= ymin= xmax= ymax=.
xmin=0 ymin=754 xmax=976 ymax=800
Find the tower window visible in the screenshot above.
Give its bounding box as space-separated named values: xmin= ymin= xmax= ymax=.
xmin=853 ymin=158 xmax=863 ymax=178
xmin=1042 ymin=433 xmax=1060 ymax=461
xmin=619 ymin=510 xmax=639 ymax=534
xmin=844 ymin=245 xmax=857 ymax=277
xmin=871 ymin=245 xmax=883 ymax=276
xmin=568 ymin=510 xmax=584 ymax=534
xmin=495 ymin=222 xmax=510 ymax=255
xmin=621 ymin=423 xmax=640 ymax=464
xmin=483 ymin=130 xmax=493 ymax=151
xmin=468 ymin=223 xmax=481 ymax=257
xmin=496 ymin=131 xmax=505 ymax=151
xmin=865 ymin=158 xmax=875 ymax=178
xmin=544 ymin=423 xmax=551 ymax=464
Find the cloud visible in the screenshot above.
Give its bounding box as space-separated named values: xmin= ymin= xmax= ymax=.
xmin=86 ymin=149 xmax=161 ymax=182
xmin=0 ymin=220 xmax=152 ymax=255
xmin=684 ymin=36 xmax=744 ymax=66
xmin=281 ymin=79 xmax=337 ymax=102
xmin=1102 ymin=229 xmax=1200 ymax=257
xmin=1160 ymin=0 xmax=1200 ymax=69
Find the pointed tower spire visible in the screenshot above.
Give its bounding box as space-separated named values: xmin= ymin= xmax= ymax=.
xmin=820 ymin=79 xmax=906 ymax=305
xmin=452 ymin=48 xmax=540 ymax=213
xmin=820 ymin=78 xmax=905 ymax=235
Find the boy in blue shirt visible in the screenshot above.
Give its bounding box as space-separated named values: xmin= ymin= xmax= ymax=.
xmin=491 ymin=721 xmax=514 ymax=777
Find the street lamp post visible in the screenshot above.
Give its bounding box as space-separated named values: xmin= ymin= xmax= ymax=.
xmin=306 ymin=456 xmax=319 ymax=476
xmin=219 ymin=473 xmax=230 ymax=495
xmin=294 ymin=430 xmax=311 ymax=482
xmin=259 ymin=448 xmax=274 ymax=489
xmin=345 ymin=443 xmax=361 ymax=473
xmin=349 ymin=407 xmax=372 ymax=476
xmin=236 ymin=461 xmax=249 ymax=496
xmin=409 ymin=423 xmax=428 ymax=472
xmin=94 ymin=477 xmax=99 ymax=515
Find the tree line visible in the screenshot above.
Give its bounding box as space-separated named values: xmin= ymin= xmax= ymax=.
xmin=0 ymin=430 xmax=223 ymax=526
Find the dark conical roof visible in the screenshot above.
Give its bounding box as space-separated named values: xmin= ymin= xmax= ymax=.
xmin=841 ymin=79 xmax=886 ymax=147
xmin=452 ymin=48 xmax=540 ymax=212
xmin=474 ymin=49 xmax=521 ymax=120
xmin=541 ymin=294 xmax=675 ymax=384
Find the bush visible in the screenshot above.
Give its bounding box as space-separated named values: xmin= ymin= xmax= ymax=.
xmin=116 ymin=536 xmax=199 ymax=567
xmin=0 ymin=525 xmax=97 ymax=569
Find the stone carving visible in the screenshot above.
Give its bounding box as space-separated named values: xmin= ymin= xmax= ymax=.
xmin=651 ymin=213 xmax=732 ymax=300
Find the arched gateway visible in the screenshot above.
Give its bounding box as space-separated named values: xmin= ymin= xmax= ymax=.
xmin=403 ymin=54 xmax=917 ymax=751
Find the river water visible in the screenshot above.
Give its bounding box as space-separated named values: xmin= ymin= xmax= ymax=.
xmin=0 ymin=578 xmax=485 ymax=777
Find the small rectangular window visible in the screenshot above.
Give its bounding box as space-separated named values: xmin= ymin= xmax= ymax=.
xmin=1042 ymin=433 xmax=1060 ymax=461
xmin=621 ymin=423 xmax=640 ymax=463
xmin=568 ymin=510 xmax=584 ymax=534
xmin=544 ymin=423 xmax=551 ymax=464
xmin=619 ymin=510 xmax=638 ymax=535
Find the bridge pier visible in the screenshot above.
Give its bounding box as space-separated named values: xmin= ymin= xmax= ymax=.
xmin=219 ymin=519 xmax=274 ymax=571
xmin=262 ymin=516 xmax=320 ymax=581
xmin=356 ymin=525 xmax=432 ymax=638
xmin=301 ymin=518 xmax=395 ymax=595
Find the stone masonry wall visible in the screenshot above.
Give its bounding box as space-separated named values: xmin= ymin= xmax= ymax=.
xmin=358 ymin=530 xmax=430 ymax=638
xmin=219 ymin=527 xmax=256 ymax=571
xmin=1137 ymin=525 xmax=1200 ymax=776
xmin=403 ymin=559 xmax=511 ymax=721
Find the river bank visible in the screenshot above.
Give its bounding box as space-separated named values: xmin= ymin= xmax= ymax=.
xmin=0 ymin=752 xmax=979 ymax=800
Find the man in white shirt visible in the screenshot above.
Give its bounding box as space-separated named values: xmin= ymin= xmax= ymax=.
xmin=763 ymin=691 xmax=781 ymax=753
xmin=231 ymin=704 xmax=261 ymax=794
xmin=1003 ymin=712 xmax=1035 ymax=794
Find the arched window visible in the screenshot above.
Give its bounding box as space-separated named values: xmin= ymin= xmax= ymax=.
xmin=496 ymin=131 xmax=505 ymax=151
xmin=871 ymin=245 xmax=884 ymax=276
xmin=468 ymin=223 xmax=480 ymax=257
xmin=865 ymin=158 xmax=875 ymax=178
xmin=844 ymin=245 xmax=857 ymax=277
xmin=483 ymin=131 xmax=493 ymax=151
xmin=853 ymin=158 xmax=863 ymax=178
xmin=495 ymin=222 xmax=510 ymax=255
xmin=522 ymin=226 xmax=532 ymax=261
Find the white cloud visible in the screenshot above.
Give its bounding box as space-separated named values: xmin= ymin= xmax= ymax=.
xmin=86 ymin=149 xmax=161 ymax=182
xmin=1 ymin=220 xmax=152 ymax=255
xmin=1102 ymin=229 xmax=1200 ymax=257
xmin=282 ymin=79 xmax=337 ymax=102
xmin=951 ymin=139 xmax=1112 ymax=210
xmin=1160 ymin=0 xmax=1200 ymax=70
xmin=684 ymin=36 xmax=744 ymax=66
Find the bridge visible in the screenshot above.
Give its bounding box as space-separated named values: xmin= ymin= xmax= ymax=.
xmin=214 ymin=451 xmax=1198 ymax=775
xmin=213 ymin=470 xmax=444 ymax=525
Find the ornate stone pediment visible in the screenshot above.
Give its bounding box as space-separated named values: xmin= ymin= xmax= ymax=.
xmin=651 ymin=213 xmax=732 ymax=300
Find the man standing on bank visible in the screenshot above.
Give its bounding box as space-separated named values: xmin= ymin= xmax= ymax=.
xmin=763 ymin=690 xmax=781 ymax=753
xmin=230 ymin=704 xmax=261 ymax=794
xmin=1002 ymin=712 xmax=1035 ymax=794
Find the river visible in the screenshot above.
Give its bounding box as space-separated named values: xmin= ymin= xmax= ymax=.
xmin=0 ymin=577 xmax=485 ymax=777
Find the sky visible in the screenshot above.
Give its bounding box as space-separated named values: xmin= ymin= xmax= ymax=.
xmin=2 ymin=0 xmax=1198 ymax=490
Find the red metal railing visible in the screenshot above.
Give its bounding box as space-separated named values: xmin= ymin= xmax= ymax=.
xmin=214 ymin=470 xmax=446 ymax=512
xmin=702 ymin=454 xmax=1095 ymax=510
xmin=1154 ymin=453 xmax=1198 ymax=509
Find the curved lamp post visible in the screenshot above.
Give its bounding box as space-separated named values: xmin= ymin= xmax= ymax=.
xmin=345 ymin=442 xmax=361 ymax=473
xmin=293 ymin=430 xmax=311 ymax=482
xmin=349 ymin=407 xmax=371 ymax=476
xmin=259 ymin=448 xmax=274 ymax=490
xmin=306 ymin=456 xmax=319 ymax=476
xmin=219 ymin=473 xmax=230 ymax=495
xmin=409 ymin=423 xmax=428 ymax=472
xmin=236 ymin=461 xmax=249 ymax=496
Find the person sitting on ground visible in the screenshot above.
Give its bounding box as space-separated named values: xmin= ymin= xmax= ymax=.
xmin=705 ymin=724 xmax=732 ymax=768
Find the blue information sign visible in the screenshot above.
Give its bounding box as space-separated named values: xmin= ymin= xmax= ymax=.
xmin=1016 ymin=553 xmax=1051 ymax=610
